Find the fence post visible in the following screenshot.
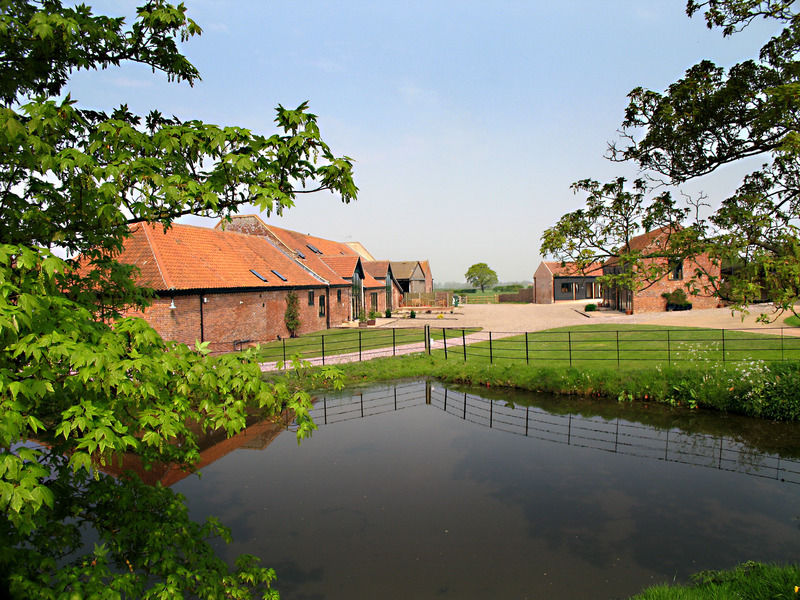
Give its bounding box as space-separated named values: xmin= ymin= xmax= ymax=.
xmin=359 ymin=330 xmax=362 ymax=362
xmin=425 ymin=325 xmax=431 ymax=354
xmin=781 ymin=327 xmax=785 ymax=361
xmin=443 ymin=328 xmax=447 ymax=360
xmin=525 ymin=332 xmax=529 ymax=365
xmin=616 ymin=330 xmax=620 ymax=369
xmin=489 ymin=332 xmax=493 ymax=363
xmin=568 ymin=331 xmax=572 ymax=367
xmin=321 ymin=335 xmax=325 ymax=365
xmin=392 ymin=328 xmax=396 ymax=356
xmin=462 ymin=329 xmax=467 ymax=361
xmin=667 ymin=330 xmax=671 ymax=365
xmin=282 ymin=338 xmax=286 ymax=364
xmin=722 ymin=329 xmax=726 ymax=364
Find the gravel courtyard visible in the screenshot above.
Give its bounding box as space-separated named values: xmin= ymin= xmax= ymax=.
xmin=380 ymin=300 xmax=795 ymax=334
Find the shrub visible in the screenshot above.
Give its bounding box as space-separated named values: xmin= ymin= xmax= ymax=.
xmin=662 ymin=288 xmax=692 ymax=310
xmin=409 ymin=310 xmax=416 ymax=318
xmin=385 ymin=309 xmax=392 ymax=318
xmin=284 ymin=290 xmax=300 ymax=337
xmin=368 ymin=310 xmax=380 ymax=320
xmin=584 ymin=303 xmax=597 ymax=312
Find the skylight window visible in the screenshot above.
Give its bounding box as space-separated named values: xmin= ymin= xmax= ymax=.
xmin=250 ymin=269 xmax=268 ymax=282
xmin=296 ymin=250 xmax=306 ymax=259
xmin=271 ymin=270 xmax=288 ymax=282
xmin=306 ymin=243 xmax=322 ymax=254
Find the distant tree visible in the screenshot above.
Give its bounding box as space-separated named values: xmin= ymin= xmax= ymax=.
xmin=465 ymin=263 xmax=499 ymax=292
xmin=284 ymin=289 xmax=300 ymax=337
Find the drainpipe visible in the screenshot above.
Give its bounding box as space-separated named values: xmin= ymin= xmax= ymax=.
xmin=326 ymin=285 xmax=331 ymax=329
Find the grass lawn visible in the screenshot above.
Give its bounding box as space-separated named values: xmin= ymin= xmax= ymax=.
xmin=256 ymin=327 xmax=480 ymax=363
xmin=437 ymin=323 xmax=800 ymax=368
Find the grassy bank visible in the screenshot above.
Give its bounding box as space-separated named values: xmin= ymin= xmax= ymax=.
xmin=324 ymin=352 xmax=800 ymax=421
xmin=629 ymin=562 xmax=800 ymax=599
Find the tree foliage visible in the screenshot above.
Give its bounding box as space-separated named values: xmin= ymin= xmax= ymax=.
xmin=542 ymin=0 xmax=800 ymax=319
xmin=0 ymin=1 xmax=354 ymax=597
xmin=284 ymin=289 xmax=300 ymax=337
xmin=464 ymin=263 xmax=499 ymax=292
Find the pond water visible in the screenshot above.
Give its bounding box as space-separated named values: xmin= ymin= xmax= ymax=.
xmin=174 ymin=381 xmax=800 ymax=600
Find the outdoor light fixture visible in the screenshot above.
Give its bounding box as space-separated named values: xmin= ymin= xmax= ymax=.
xmin=169 ymin=298 xmax=176 ymax=310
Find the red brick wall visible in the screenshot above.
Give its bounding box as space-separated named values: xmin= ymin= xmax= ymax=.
xmin=632 ymin=254 xmax=721 ymax=313
xmin=125 ymin=286 xmax=353 ymax=352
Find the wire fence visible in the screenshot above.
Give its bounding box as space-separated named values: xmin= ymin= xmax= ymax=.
xmin=308 ymin=381 xmax=800 ymax=485
xmin=433 ymin=326 xmax=800 ymax=366
xmin=257 ymin=325 xmax=800 ymax=370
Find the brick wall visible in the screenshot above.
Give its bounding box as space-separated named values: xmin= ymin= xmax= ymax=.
xmin=632 ymin=254 xmax=721 ymax=313
xmin=125 ymin=285 xmax=353 ymax=353
xmin=499 ymin=287 xmax=534 ymax=303
xmin=533 ymin=277 xmax=554 ymax=303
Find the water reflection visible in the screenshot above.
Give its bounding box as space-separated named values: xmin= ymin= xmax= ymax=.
xmin=312 ymin=381 xmax=800 ymax=486
xmin=173 ymin=380 xmax=800 ymax=600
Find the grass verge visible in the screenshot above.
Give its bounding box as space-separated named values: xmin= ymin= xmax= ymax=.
xmin=629 ymin=562 xmax=800 ymax=599
xmin=324 ymin=352 xmax=800 ymax=421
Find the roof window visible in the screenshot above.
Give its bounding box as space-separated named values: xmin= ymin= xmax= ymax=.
xmin=250 ymin=269 xmax=268 ymax=282
xmin=306 ymin=243 xmax=322 ymax=254
xmin=271 ymin=269 xmax=288 ymax=282
xmin=296 ymin=250 xmax=306 ymax=259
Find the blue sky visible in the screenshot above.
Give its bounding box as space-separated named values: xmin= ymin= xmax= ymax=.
xmin=68 ymin=1 xmax=780 ymax=283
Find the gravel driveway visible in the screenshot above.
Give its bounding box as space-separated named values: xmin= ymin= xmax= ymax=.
xmin=379 ymin=301 xmax=795 ymax=334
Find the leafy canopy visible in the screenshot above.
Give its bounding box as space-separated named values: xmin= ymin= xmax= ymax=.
xmin=541 ymin=0 xmax=800 ymax=319
xmin=464 ymin=262 xmax=499 ymax=292
xmin=0 ymin=1 xmax=354 ymax=598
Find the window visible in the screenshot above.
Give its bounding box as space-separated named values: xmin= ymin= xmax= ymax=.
xmin=250 ymin=269 xmax=268 ymax=282
xmin=319 ymin=295 xmax=326 ymax=317
xmin=337 ymin=289 xmax=342 ymax=303
xmin=308 ymin=290 xmax=314 ymax=306
xmin=271 ymin=270 xmax=287 ymax=282
xmin=560 ymin=283 xmax=572 ymax=294
xmin=370 ymin=292 xmax=378 ymax=311
xmin=668 ymin=259 xmax=683 ymax=280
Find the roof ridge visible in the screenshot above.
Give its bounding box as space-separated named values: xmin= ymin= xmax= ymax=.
xmin=140 ymin=223 xmax=173 ymax=290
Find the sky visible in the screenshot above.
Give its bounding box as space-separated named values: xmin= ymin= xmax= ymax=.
xmin=67 ymin=1 xmax=782 ymax=284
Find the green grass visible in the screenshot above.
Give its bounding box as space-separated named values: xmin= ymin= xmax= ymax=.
xmin=785 ymin=315 xmax=800 ymax=327
xmin=256 ymin=327 xmax=480 ymax=362
xmin=437 ymin=324 xmax=800 ymax=367
xmin=629 ymin=562 xmax=800 ymax=600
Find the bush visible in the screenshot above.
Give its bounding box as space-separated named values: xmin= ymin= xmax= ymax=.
xmin=662 ymin=288 xmax=692 ymax=311
xmin=368 ymin=310 xmax=380 ymax=320
xmin=584 ymin=303 xmax=597 ymax=312
xmin=409 ymin=310 xmax=416 ymax=318
xmin=385 ymin=309 xmax=392 ymax=318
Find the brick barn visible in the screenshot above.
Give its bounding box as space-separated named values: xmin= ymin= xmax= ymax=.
xmin=215 ymin=215 xmax=390 ymax=319
xmin=533 ymin=261 xmax=603 ymax=304
xmin=602 ymin=227 xmax=721 ymax=314
xmin=116 ymin=222 xmax=352 ymax=353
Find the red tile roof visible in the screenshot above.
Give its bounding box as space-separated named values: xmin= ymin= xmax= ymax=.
xmin=543 ymin=261 xmax=604 ymax=277
xmin=604 ymin=227 xmax=674 ymax=267
xmin=118 ymin=223 xmax=327 ymax=291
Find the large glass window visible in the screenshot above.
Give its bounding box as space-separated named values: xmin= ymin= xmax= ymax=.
xmin=308 ymin=290 xmax=315 ymax=306
xmin=319 ymin=295 xmax=325 ymax=317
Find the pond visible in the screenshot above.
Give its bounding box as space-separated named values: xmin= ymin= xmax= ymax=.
xmin=174 ymin=381 xmax=800 ymax=600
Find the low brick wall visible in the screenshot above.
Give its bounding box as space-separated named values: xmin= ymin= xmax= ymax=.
xmin=499 ymin=288 xmax=534 ymax=303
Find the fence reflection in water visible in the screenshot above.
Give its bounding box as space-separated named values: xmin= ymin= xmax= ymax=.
xmin=309 ymin=381 xmax=800 ymax=486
